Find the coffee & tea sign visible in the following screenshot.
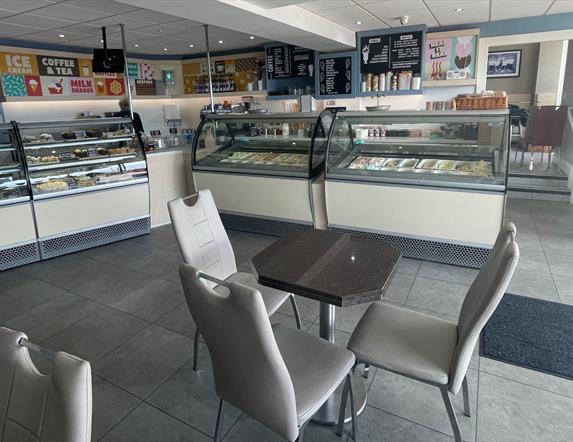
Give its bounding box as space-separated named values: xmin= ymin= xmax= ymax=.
xmin=37 ymin=55 xmax=80 ymax=77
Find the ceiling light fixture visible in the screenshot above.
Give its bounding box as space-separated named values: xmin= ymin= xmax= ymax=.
xmin=58 ymin=34 xmax=65 ymax=38
xmin=163 ymin=48 xmax=168 ymax=51
xmin=218 ymin=40 xmax=223 ymax=44
xmin=356 ymin=20 xmax=362 ymax=25
xmin=189 ymin=44 xmax=194 ymax=47
xmin=134 ymin=44 xmax=139 ymax=47
xmin=455 ymin=8 xmax=463 ymax=12
xmin=249 ymin=35 xmax=255 ymax=39
xmin=100 ymin=39 xmax=104 ymax=43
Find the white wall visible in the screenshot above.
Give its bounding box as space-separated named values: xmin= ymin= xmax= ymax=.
xmin=535 ymin=40 xmax=569 ymax=105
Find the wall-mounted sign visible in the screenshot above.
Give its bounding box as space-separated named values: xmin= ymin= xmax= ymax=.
xmin=423 ymin=30 xmax=479 ymax=81
xmin=360 ymin=30 xmax=423 ymax=75
xmin=37 ymin=55 xmax=80 ymax=77
xmin=69 ymin=77 xmax=95 ymax=95
xmin=135 ymin=78 xmax=156 ymax=95
xmin=292 ymin=47 xmax=314 ymax=77
xmin=0 ymin=52 xmax=39 ymax=75
xmin=127 ymin=62 xmax=139 ymax=79
xmin=316 ymin=52 xmax=356 ymax=99
xmin=266 ymin=46 xmax=292 ymax=79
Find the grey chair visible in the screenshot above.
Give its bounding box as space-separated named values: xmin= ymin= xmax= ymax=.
xmin=0 ymin=327 xmax=92 ymax=442
xmin=347 ymin=225 xmax=519 ymax=442
xmin=179 ymin=263 xmax=357 ymax=442
xmin=168 ymin=189 xmax=301 ymax=370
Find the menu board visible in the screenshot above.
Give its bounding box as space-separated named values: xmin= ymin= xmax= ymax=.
xmin=360 ymin=30 xmax=423 ymax=74
xmin=266 ymin=46 xmax=291 ymax=79
xmin=318 ymin=55 xmax=352 ymax=96
xmin=292 ymin=47 xmax=314 ymax=77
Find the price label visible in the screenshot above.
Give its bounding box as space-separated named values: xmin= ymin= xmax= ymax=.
xmin=169 ymin=127 xmax=178 ymax=134
xmin=150 ymin=130 xmax=161 ymax=136
xmin=58 ymin=151 xmax=73 ymax=161
xmin=87 ymin=148 xmax=98 ymax=158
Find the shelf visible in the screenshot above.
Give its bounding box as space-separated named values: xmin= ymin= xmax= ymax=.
xmin=423 ymin=79 xmax=477 ymax=88
xmin=0 ymin=146 xmax=17 ymax=151
xmin=0 ymin=167 xmax=22 ymax=174
xmin=24 ymin=136 xmax=133 ymax=150
xmin=176 ymin=91 xmax=267 ymax=99
xmin=266 ymin=94 xmax=303 ymax=101
xmin=28 ymin=154 xmax=138 ymax=172
xmin=357 ymin=89 xmax=424 ymax=97
xmin=0 ymin=196 xmax=30 ymax=207
xmin=33 ymin=177 xmax=149 ymax=200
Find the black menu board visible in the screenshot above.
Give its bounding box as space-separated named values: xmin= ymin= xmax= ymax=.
xmin=266 ymin=46 xmax=292 ymax=79
xmin=360 ymin=30 xmax=423 ymax=74
xmin=318 ymin=55 xmax=353 ymax=96
xmin=292 ymin=46 xmax=314 ymax=77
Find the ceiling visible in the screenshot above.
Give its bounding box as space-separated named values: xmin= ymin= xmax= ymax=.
xmin=0 ymin=0 xmax=269 ymax=56
xmin=0 ymin=0 xmax=571 ymax=57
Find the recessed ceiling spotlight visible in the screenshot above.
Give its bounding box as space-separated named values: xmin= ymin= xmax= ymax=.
xmin=454 ymin=7 xmax=463 ymax=12
xmin=163 ymin=47 xmax=168 ymax=51
xmin=189 ymin=44 xmax=194 ymax=47
xmin=157 ymin=29 xmax=162 ymax=33
xmin=218 ymin=40 xmax=223 ymax=44
xmin=134 ymin=44 xmax=139 ymax=47
xmin=356 ymin=20 xmax=362 ymax=25
xmin=58 ymin=33 xmax=65 ymax=38
xmin=249 ymin=35 xmax=255 ymax=39
xmin=100 ymin=39 xmax=104 ymax=43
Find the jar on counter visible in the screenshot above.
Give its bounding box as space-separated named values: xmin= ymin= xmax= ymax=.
xmin=378 ymin=73 xmax=386 ymax=92
xmin=386 ymin=71 xmax=393 ymax=91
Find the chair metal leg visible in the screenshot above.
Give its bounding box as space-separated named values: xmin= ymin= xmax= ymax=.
xmin=193 ymin=329 xmax=200 ymax=371
xmin=214 ymin=398 xmax=225 ymax=442
xmin=348 ymin=372 xmax=357 ymax=441
xmin=462 ymin=376 xmax=471 ymax=417
xmin=363 ymin=363 xmax=370 ymax=379
xmin=290 ymin=294 xmax=302 ymax=330
xmin=440 ymin=387 xmax=462 ymax=442
xmin=336 ymin=374 xmax=351 ymax=438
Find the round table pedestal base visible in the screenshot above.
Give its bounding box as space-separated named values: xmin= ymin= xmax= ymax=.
xmin=311 ymin=371 xmax=367 ymax=425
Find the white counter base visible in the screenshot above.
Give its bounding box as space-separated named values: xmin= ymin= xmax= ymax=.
xmin=0 ymin=201 xmax=41 ymax=270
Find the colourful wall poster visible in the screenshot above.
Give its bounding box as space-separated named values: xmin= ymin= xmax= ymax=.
xmin=24 ymin=75 xmax=42 ymax=96
xmin=0 ymin=52 xmax=39 ymax=75
xmin=105 ymin=78 xmax=125 ymax=96
xmin=138 ymin=63 xmax=154 ymax=80
xmin=37 ymin=55 xmax=80 ymax=77
xmin=127 ymin=62 xmax=139 ymax=79
xmin=69 ymin=77 xmax=95 ymax=95
xmin=423 ymin=33 xmax=478 ymax=81
xmin=40 ymin=77 xmax=69 ymax=96
xmin=1 ymin=74 xmax=27 ymax=96
xmin=78 ymin=58 xmax=93 ymax=77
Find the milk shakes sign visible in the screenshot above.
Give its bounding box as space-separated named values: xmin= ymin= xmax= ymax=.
xmin=38 ymin=55 xmax=80 ymax=77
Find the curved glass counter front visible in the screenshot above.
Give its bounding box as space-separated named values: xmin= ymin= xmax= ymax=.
xmin=0 ymin=123 xmax=29 ymax=205
xmin=17 ymin=118 xmax=148 ymax=199
xmin=326 ymin=110 xmax=509 ymax=192
xmin=192 ymin=111 xmax=333 ymax=179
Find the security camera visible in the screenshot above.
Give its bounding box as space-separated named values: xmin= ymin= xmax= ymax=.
xmin=399 ymin=15 xmax=409 ymax=25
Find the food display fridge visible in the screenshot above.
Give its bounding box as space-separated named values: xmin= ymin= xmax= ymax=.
xmin=0 ymin=123 xmax=39 ymax=270
xmin=192 ymin=111 xmax=333 ymax=234
xmin=325 ymin=110 xmax=510 ymax=267
xmin=16 ymin=118 xmax=150 ymax=259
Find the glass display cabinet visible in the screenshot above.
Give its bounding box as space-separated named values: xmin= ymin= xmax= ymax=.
xmin=15 ymin=118 xmax=150 ymax=259
xmin=192 ymin=111 xmax=333 ymax=232
xmin=0 ymin=123 xmax=39 ymax=270
xmin=324 ymin=110 xmax=510 ymax=267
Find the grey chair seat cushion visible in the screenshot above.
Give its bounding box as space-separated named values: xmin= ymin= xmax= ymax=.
xmin=348 ymin=302 xmax=458 ymax=386
xmin=218 ymin=272 xmax=290 ymax=316
xmin=272 ymin=323 xmax=355 ymax=424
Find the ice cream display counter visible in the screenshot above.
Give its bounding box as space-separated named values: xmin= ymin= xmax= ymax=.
xmin=192 ymin=111 xmax=333 ymax=233
xmin=325 ymin=110 xmax=510 ymax=267
xmin=0 ymin=123 xmax=38 ymax=270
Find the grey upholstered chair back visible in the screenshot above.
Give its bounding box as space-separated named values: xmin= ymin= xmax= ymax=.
xmin=179 ymin=264 xmax=299 ymax=441
xmin=0 ymin=327 xmax=92 ymax=442
xmin=168 ymin=189 xmax=237 ymax=286
xmin=449 ymin=239 xmax=519 ymax=394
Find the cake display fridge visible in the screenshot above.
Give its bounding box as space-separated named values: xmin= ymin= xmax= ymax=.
xmin=16 ymin=118 xmax=150 ymax=259
xmin=324 ymin=110 xmax=510 ymax=267
xmin=192 ymin=111 xmax=333 ymax=234
xmin=0 ymin=123 xmax=38 ymax=270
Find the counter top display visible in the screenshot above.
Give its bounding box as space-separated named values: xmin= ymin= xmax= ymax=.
xmin=17 ymin=118 xmax=148 ymax=199
xmin=193 ymin=111 xmax=333 ymax=179
xmin=0 ymin=123 xmax=29 ymax=206
xmin=326 ymin=110 xmax=509 ymax=192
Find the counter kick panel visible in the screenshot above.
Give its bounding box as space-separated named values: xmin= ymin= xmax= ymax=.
xmin=0 ymin=202 xmax=37 ymax=246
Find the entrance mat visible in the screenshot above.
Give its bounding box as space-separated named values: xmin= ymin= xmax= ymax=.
xmin=481 ymin=293 xmax=573 ymax=380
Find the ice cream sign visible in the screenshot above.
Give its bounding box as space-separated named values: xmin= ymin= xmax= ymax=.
xmin=0 ymin=52 xmax=39 ymax=75
xmin=37 ymin=55 xmax=80 ymax=77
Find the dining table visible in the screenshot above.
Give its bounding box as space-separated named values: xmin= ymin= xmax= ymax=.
xmin=251 ymin=228 xmax=402 ymax=425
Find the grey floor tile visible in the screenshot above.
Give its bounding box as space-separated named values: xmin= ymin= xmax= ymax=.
xmin=147 ymin=360 xmax=241 ymax=437
xmin=73 ymin=268 xmax=155 ymax=306
xmin=395 ymin=257 xmax=421 ymax=275
xmin=270 ymin=312 xmax=313 ymax=332
xmin=477 ymin=372 xmax=573 ymax=442
xmin=100 ymin=402 xmax=210 ymax=442
xmin=0 ymin=269 xmax=31 ymax=292
xmin=551 ymin=273 xmax=573 ymax=305
xmin=41 ymin=307 xmax=149 ymax=362
xmin=0 ymin=279 xmax=66 ymax=322
xmin=125 ymin=249 xmax=183 ymax=283
xmin=479 ymin=357 xmax=573 ymax=399
xmin=545 ymin=252 xmax=573 ymax=277
xmin=538 ymin=230 xmax=573 ymax=256
xmin=514 ymin=249 xmax=551 ymax=274
xmin=368 ymin=368 xmax=478 ymax=440
xmin=513 ymin=226 xmax=544 ymax=252
xmin=277 ymin=294 xmax=320 ymax=323
xmin=406 ymin=277 xmax=469 ymax=318
xmin=94 ymin=324 xmax=193 ymax=399
xmin=5 ymin=292 xmax=103 ymax=341
xmin=92 ymin=375 xmax=141 ymax=441
xmin=155 ymin=303 xmax=197 ymax=338
xmin=507 ymin=269 xmax=560 ymax=302
xmin=350 ymin=404 xmax=452 ymax=441
xmin=417 ymin=262 xmax=478 ymax=285
xmin=334 ymin=302 xmax=372 ymax=334
xmin=111 ymin=279 xmax=185 ymax=322
xmin=84 ymin=240 xmax=151 ymax=266
xmin=383 ymin=272 xmax=416 ymax=305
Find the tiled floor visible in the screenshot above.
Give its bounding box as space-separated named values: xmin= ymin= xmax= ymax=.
xmin=1 ymin=199 xmax=573 ymax=441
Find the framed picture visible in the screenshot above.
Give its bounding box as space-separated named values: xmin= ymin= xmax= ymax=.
xmin=487 ymin=50 xmax=522 ymax=78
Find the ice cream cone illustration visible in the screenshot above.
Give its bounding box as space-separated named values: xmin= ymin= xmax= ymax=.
xmin=96 ymin=80 xmax=105 ymax=94
xmin=29 ymin=79 xmax=38 ymax=92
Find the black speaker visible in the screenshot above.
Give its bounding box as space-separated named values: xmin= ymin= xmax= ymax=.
xmin=92 ymin=48 xmax=125 ymax=73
